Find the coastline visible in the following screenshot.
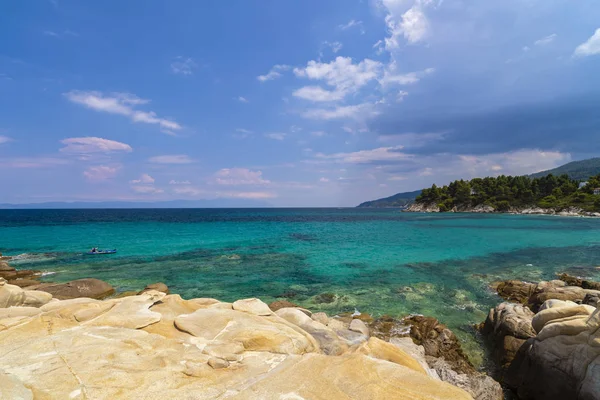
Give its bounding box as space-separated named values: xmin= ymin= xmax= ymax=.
xmin=404 ymin=202 xmax=600 ymax=217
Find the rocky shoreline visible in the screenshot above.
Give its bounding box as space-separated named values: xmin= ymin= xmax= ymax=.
xmin=2 ymin=253 xmax=599 ymax=399
xmin=405 ymin=202 xmax=600 ymax=217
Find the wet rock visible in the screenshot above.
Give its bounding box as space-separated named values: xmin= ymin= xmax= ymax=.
xmin=557 ymin=272 xmax=600 ymax=290
xmin=268 ymin=300 xmax=299 ymax=311
xmin=35 ymin=278 xmax=115 ymax=300
xmin=369 ymin=315 xmax=411 ymax=341
xmin=138 ymin=282 xmax=169 ymax=295
xmin=405 ymin=315 xmax=474 ymax=376
xmin=492 ymin=280 xmax=536 ymax=304
xmin=314 ymin=292 xmax=336 ymax=304
xmin=7 ymin=279 xmax=40 ymax=288
xmin=480 ymin=302 xmax=535 ymax=377
xmin=0 ymin=262 xmax=14 ymax=272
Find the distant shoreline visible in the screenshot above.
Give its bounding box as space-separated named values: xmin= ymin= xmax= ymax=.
xmin=404 ymin=202 xmax=600 ymax=218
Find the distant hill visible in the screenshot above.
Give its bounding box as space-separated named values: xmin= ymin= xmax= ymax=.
xmin=357 ymin=190 xmax=422 ymax=208
xmin=530 ymin=158 xmax=600 ymax=181
xmin=0 ymin=199 xmax=272 ymax=209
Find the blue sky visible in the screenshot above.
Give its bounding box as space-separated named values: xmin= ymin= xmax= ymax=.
xmin=1 ymin=0 xmax=599 ymax=206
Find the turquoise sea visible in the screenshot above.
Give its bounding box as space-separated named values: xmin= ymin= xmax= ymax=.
xmin=2 ymin=208 xmax=600 ymax=365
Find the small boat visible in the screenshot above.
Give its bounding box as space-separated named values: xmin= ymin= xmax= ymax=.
xmin=86 ymin=249 xmax=117 ymax=255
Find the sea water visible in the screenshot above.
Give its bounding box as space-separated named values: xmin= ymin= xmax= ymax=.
xmin=2 ymin=208 xmax=600 ymax=366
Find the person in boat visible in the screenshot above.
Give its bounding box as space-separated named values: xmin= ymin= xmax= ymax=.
xmin=91 ymin=247 xmax=98 ymax=253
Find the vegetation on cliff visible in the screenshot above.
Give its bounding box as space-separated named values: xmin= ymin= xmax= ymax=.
xmin=529 ymin=157 xmax=600 ymax=180
xmin=416 ymin=174 xmax=600 ymax=212
xmin=357 ymin=190 xmax=422 ymax=208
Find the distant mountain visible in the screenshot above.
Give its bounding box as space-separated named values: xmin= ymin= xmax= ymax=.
xmin=530 ymin=158 xmax=600 ymax=181
xmin=0 ymin=199 xmax=273 ymax=209
xmin=357 ymin=190 xmax=422 ymax=208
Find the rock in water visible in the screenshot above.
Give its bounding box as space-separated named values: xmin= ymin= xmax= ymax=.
xmin=138 ymin=282 xmax=169 ymax=295
xmin=35 ymin=278 xmax=115 ymax=300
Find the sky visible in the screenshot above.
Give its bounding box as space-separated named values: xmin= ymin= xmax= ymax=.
xmin=1 ymin=0 xmax=600 ymax=207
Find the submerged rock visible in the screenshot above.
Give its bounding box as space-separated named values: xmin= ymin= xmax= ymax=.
xmin=138 ymin=282 xmax=169 ymax=295
xmin=35 ymin=278 xmax=115 ymax=300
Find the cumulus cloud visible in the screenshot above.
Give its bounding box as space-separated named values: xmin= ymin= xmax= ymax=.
xmin=170 ymin=57 xmax=197 ymax=75
xmin=169 ymin=180 xmax=191 ymax=185
xmin=148 ymin=155 xmax=194 ymax=164
xmin=534 ymin=34 xmax=557 ymax=46
xmin=83 ymin=165 xmax=119 ymax=181
xmin=380 ymin=65 xmax=435 ymax=86
xmin=60 ymin=137 xmax=132 ymax=154
xmin=129 ymin=173 xmax=155 ymax=184
xmin=214 ymin=168 xmax=270 ymax=185
xmin=0 ymin=136 xmax=11 ymax=144
xmin=381 ymin=0 xmax=432 ymax=49
xmin=293 ymin=57 xmax=382 ymax=100
xmin=64 ymin=90 xmax=181 ymax=131
xmin=574 ymin=28 xmax=600 ymax=57
xmin=257 ymin=64 xmax=290 ymax=82
xmin=237 ymin=96 xmax=249 ymax=103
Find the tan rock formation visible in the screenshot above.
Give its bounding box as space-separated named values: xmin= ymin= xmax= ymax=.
xmin=0 ymin=292 xmax=474 ymax=400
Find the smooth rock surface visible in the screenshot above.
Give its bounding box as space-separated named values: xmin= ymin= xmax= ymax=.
xmin=35 ymin=278 xmax=115 ymax=300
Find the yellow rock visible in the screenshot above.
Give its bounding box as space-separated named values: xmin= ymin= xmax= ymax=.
xmin=354 ymin=337 xmax=428 ymax=375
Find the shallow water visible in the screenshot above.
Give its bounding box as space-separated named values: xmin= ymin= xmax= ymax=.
xmin=2 ymin=208 xmax=600 ymax=366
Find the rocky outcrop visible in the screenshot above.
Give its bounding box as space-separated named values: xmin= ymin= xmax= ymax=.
xmin=493 ymin=278 xmax=600 ymax=312
xmin=0 ymin=278 xmax=52 ymax=308
xmin=0 ymin=292 xmax=473 ymax=400
xmin=35 ymin=278 xmax=115 ymax=299
xmin=405 ymin=202 xmax=441 ymax=212
xmin=138 ymin=282 xmax=169 ymax=295
xmin=557 ymin=273 xmax=600 ymax=291
xmin=370 ymin=315 xmax=503 ymax=400
xmin=502 ymin=300 xmax=600 ymax=400
xmin=479 ymin=302 xmax=536 ymax=377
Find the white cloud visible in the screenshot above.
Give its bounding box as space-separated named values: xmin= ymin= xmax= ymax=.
xmin=388 ymin=176 xmax=407 ymax=181
xmin=574 ymin=28 xmax=600 ymax=57
xmin=380 ymin=64 xmax=435 ymax=86
xmin=319 ymin=177 xmax=330 ymax=182
xmin=338 ymin=19 xmax=365 ymax=34
xmin=83 ymin=165 xmax=119 ymax=181
xmin=148 ymin=155 xmax=194 ymax=164
xmin=60 ymin=137 xmax=132 ymax=154
xmin=215 ymin=168 xmax=270 ymax=185
xmin=64 ymin=90 xmax=181 ymax=131
xmin=130 ymin=173 xmax=155 ymax=184
xmin=381 ymin=0 xmax=432 ymax=49
xmin=302 ymin=102 xmax=380 ymax=121
xmin=264 ymin=133 xmax=286 ymax=140
xmin=257 ymin=64 xmax=290 ymax=82
xmin=313 ymin=145 xmax=410 ymax=164
xmin=293 ymin=86 xmax=345 ymax=102
xmin=455 ymin=150 xmax=571 ymax=177
xmin=294 ymin=57 xmax=382 ymax=99
xmin=311 ymin=131 xmax=326 ymax=137
xmin=170 ymin=57 xmax=197 ymax=75
xmin=237 ymin=96 xmax=249 ymax=103
xmin=173 ymin=186 xmax=205 ymax=196
xmin=397 ymin=90 xmax=409 ymax=102
xmin=323 ymin=41 xmax=343 ymax=53
xmin=131 ymin=185 xmax=164 ymax=194
xmin=534 ymin=33 xmax=557 ymax=46
xmin=522 ymin=46 xmax=530 ymax=52
xmin=234 ymin=128 xmax=253 ymax=139
xmin=169 ymin=180 xmax=191 ymax=185
xmin=0 ymin=136 xmax=11 ymax=144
